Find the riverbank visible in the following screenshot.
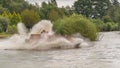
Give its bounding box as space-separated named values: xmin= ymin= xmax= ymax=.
xmin=0 ymin=33 xmax=11 ymax=38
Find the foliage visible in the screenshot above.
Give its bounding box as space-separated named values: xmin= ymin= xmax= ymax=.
xmin=21 ymin=9 xmax=40 ymax=28
xmin=54 ymin=14 xmax=97 ymax=41
xmin=2 ymin=11 xmax=22 ymax=25
xmin=39 ymin=2 xmax=65 ymax=21
xmin=102 ymin=15 xmax=113 ymax=23
xmin=92 ymin=19 xmax=105 ymax=31
xmin=7 ymin=25 xmax=17 ymax=34
xmin=10 ymin=12 xmax=21 ymax=25
xmin=51 ymin=0 xmax=57 ymax=6
xmin=0 ymin=0 xmax=30 ymax=13
xmin=92 ymin=19 xmax=119 ymax=31
xmin=0 ymin=5 xmax=8 ymax=14
xmin=104 ymin=22 xmax=119 ymax=31
xmin=111 ymin=0 xmax=120 ymax=6
xmin=0 ymin=16 xmax=10 ymax=32
xmin=0 ymin=0 xmax=120 ymax=34
xmin=63 ymin=6 xmax=74 ymax=16
xmin=73 ymin=0 xmax=111 ymax=18
xmin=107 ymin=5 xmax=120 ymax=29
xmin=47 ymin=9 xmax=61 ymax=21
xmin=107 ymin=6 xmax=119 ymax=22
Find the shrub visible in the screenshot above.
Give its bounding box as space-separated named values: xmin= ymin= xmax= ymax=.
xmin=92 ymin=19 xmax=119 ymax=31
xmin=2 ymin=11 xmax=22 ymax=25
xmin=102 ymin=15 xmax=113 ymax=23
xmin=92 ymin=19 xmax=105 ymax=31
xmin=113 ymin=23 xmax=119 ymax=30
xmin=21 ymin=9 xmax=40 ymax=28
xmin=54 ymin=14 xmax=98 ymax=41
xmin=10 ymin=12 xmax=22 ymax=25
xmin=105 ymin=22 xmax=119 ymax=31
xmin=7 ymin=25 xmax=17 ymax=34
xmin=0 ymin=16 xmax=10 ymax=32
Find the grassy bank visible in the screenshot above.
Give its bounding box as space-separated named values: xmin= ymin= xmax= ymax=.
xmin=0 ymin=33 xmax=12 ymax=38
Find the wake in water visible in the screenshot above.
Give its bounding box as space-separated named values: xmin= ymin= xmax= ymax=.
xmin=0 ymin=20 xmax=89 ymax=50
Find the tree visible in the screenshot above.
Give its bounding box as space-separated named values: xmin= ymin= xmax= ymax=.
xmin=0 ymin=5 xmax=8 ymax=14
xmin=64 ymin=6 xmax=74 ymax=16
xmin=111 ymin=0 xmax=120 ymax=6
xmin=39 ymin=1 xmax=64 ymax=20
xmin=107 ymin=0 xmax=120 ymax=22
xmin=0 ymin=0 xmax=11 ymax=8
xmin=21 ymin=9 xmax=40 ymax=28
xmin=0 ymin=0 xmax=33 ymax=13
xmin=41 ymin=2 xmax=48 ymax=8
xmin=74 ymin=0 xmax=93 ymax=18
xmin=51 ymin=0 xmax=57 ymax=6
xmin=47 ymin=9 xmax=60 ymax=21
xmin=107 ymin=6 xmax=120 ymax=22
xmin=39 ymin=2 xmax=50 ymax=19
xmin=73 ymin=0 xmax=111 ymax=18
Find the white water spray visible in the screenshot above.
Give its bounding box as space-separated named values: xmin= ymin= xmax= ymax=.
xmin=17 ymin=22 xmax=27 ymax=36
xmin=0 ymin=20 xmax=89 ymax=50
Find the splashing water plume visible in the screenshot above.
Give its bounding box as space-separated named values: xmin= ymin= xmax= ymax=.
xmin=17 ymin=22 xmax=27 ymax=36
xmin=0 ymin=20 xmax=89 ymax=50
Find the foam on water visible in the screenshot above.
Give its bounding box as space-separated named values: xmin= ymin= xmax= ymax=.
xmin=0 ymin=20 xmax=89 ymax=50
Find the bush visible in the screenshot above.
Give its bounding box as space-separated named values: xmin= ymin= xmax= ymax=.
xmin=0 ymin=16 xmax=10 ymax=32
xmin=92 ymin=19 xmax=106 ymax=31
xmin=54 ymin=14 xmax=97 ymax=41
xmin=104 ymin=22 xmax=119 ymax=31
xmin=10 ymin=12 xmax=22 ymax=25
xmin=2 ymin=11 xmax=22 ymax=25
xmin=92 ymin=19 xmax=119 ymax=31
xmin=21 ymin=9 xmax=40 ymax=28
xmin=7 ymin=25 xmax=17 ymax=34
xmin=102 ymin=15 xmax=113 ymax=23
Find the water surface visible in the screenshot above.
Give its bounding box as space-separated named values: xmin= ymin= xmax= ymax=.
xmin=0 ymin=32 xmax=120 ymax=68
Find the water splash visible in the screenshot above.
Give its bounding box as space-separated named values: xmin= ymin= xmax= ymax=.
xmin=0 ymin=20 xmax=89 ymax=50
xmin=17 ymin=22 xmax=27 ymax=36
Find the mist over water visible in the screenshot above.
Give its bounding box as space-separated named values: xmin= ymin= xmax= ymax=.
xmin=0 ymin=20 xmax=89 ymax=50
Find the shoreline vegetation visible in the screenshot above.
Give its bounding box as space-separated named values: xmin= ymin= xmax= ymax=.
xmin=0 ymin=0 xmax=120 ymax=41
xmin=0 ymin=33 xmax=11 ymax=38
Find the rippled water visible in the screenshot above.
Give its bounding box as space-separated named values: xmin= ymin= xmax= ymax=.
xmin=0 ymin=32 xmax=120 ymax=68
